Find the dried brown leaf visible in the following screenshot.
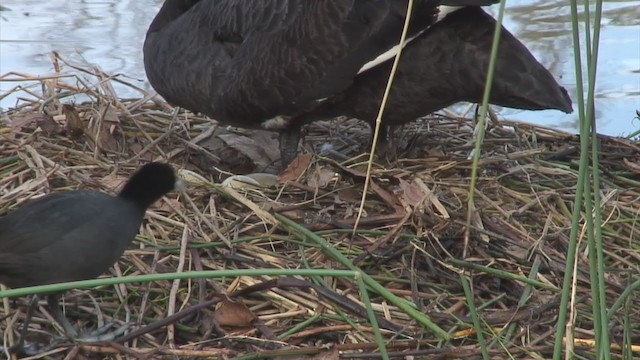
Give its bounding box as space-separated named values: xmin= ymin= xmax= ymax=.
xmin=307 ymin=166 xmax=335 ymax=189
xmin=398 ymin=178 xmax=424 ymax=207
xmin=9 ymin=113 xmax=50 ymax=132
xmin=218 ymin=132 xmax=279 ymax=170
xmin=97 ymin=105 xmax=120 ymax=152
xmin=337 ymin=187 xmax=360 ymax=203
xmin=213 ymin=298 xmax=255 ymax=327
xmin=62 ymin=104 xmax=84 ymax=138
xmin=278 ymin=153 xmax=312 ymax=183
xmin=100 ymin=172 xmax=128 ymax=191
xmin=338 ymin=165 xmax=401 ymax=208
xmin=41 ymin=117 xmax=64 ymax=136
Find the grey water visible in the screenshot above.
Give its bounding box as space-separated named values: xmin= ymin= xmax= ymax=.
xmin=1 ymin=0 xmax=639 ymax=136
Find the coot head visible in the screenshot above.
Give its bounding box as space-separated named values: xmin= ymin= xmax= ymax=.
xmin=118 ymin=162 xmax=180 ymax=209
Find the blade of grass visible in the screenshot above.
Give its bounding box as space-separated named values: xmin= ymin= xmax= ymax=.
xmin=627 ymin=111 xmax=640 ymax=138
xmin=491 ymin=256 xmax=542 ymax=348
xmin=622 ymin=280 xmax=633 ymax=359
xmin=607 ymin=276 xmax=640 ymax=318
xmin=463 ymin=0 xmax=507 ymax=258
xmin=277 ymin=313 xmax=321 ymax=339
xmin=357 ymin=274 xmax=389 ymax=360
xmin=460 ymin=273 xmax=490 ymax=360
xmin=448 ymin=259 xmax=557 ymax=292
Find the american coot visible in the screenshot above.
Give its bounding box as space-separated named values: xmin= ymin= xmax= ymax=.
xmin=144 ymin=1 xmax=572 ymax=167
xmin=0 ymin=162 xmax=179 ymax=353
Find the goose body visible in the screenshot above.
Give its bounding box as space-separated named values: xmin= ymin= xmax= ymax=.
xmin=144 ymin=1 xmax=572 ymax=166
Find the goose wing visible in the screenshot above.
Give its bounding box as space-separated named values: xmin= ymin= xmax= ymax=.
xmin=144 ymin=0 xmax=443 ymax=128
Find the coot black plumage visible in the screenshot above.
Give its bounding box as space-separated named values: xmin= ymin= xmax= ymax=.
xmin=0 ymin=162 xmax=178 ymax=352
xmin=144 ymin=1 xmax=572 ymax=167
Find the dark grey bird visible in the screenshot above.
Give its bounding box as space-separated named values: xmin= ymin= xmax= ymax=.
xmin=144 ymin=1 xmax=572 ymax=167
xmin=0 ymin=162 xmax=179 ymax=354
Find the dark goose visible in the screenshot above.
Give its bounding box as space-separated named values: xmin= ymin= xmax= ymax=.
xmin=0 ymin=162 xmax=178 ymax=353
xmin=144 ymin=1 xmax=572 ymax=167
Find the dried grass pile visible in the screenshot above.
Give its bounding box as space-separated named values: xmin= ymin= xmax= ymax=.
xmin=1 ymin=54 xmax=639 ymax=359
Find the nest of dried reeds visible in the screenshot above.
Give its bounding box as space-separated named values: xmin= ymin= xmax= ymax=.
xmin=1 ymin=53 xmax=639 ymax=359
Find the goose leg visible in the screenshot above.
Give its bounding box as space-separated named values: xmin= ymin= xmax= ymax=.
xmin=279 ymin=126 xmax=301 ymax=169
xmin=369 ymin=123 xmax=393 ymax=159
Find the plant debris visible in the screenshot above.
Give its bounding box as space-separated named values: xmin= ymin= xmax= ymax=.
xmin=1 ymin=53 xmax=639 ymax=359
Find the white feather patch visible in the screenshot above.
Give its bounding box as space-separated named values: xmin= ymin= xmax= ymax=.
xmin=357 ymin=31 xmax=425 ymax=74
xmin=261 ymin=115 xmax=292 ymax=130
xmin=436 ymin=5 xmax=463 ymax=22
xmin=356 ymin=6 xmax=465 ymax=74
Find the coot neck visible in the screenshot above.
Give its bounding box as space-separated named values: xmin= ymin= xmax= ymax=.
xmin=118 ymin=185 xmax=163 ymax=211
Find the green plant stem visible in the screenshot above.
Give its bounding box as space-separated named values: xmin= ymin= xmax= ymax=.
xmin=553 ymin=1 xmax=600 ymax=358
xmin=357 ymin=274 xmax=389 ymax=360
xmin=583 ymin=1 xmax=609 ymax=358
xmin=276 ymin=213 xmax=450 ymax=340
xmin=0 ymin=269 xmax=358 ymax=298
xmin=460 ymin=274 xmax=490 ymax=360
